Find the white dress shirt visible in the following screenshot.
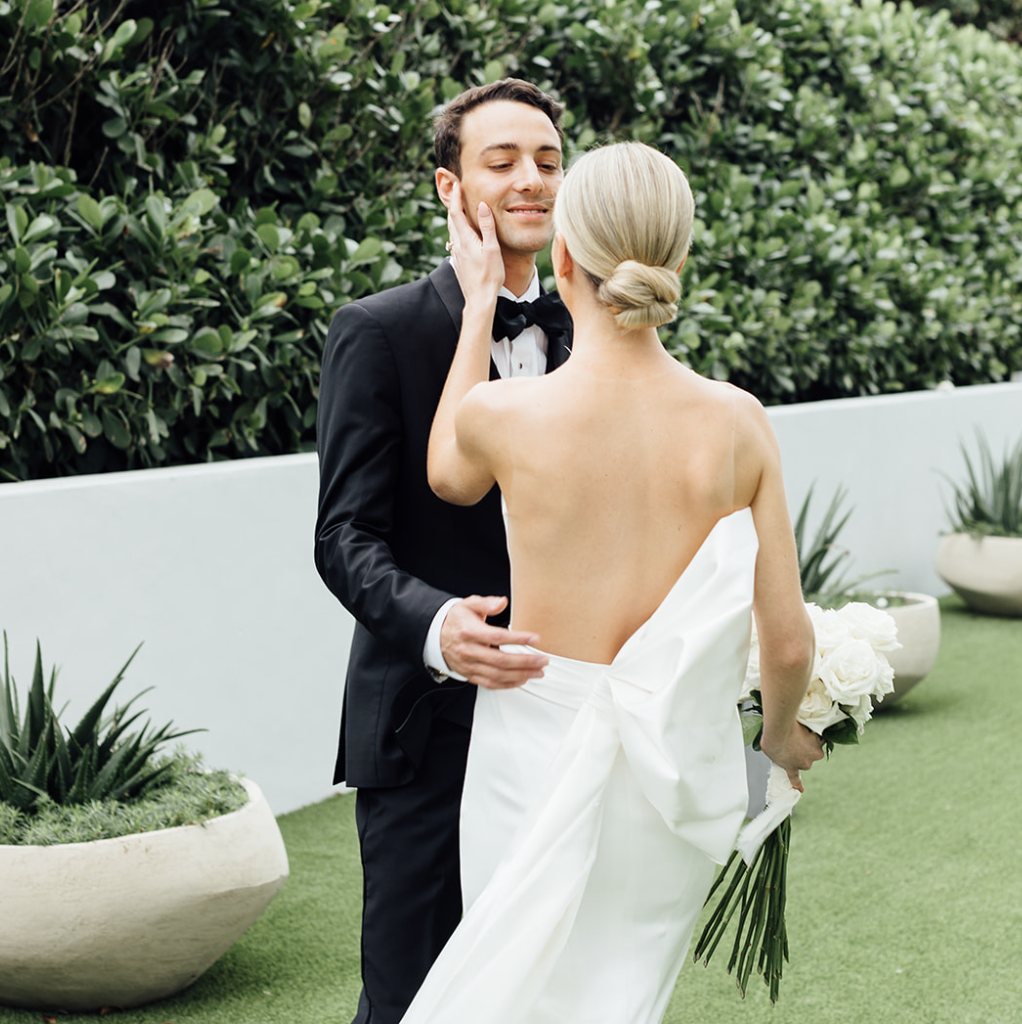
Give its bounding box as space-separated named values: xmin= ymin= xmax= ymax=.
xmin=423 ymin=266 xmax=548 ymax=680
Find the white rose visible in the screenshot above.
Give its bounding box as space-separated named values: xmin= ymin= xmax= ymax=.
xmin=818 ymin=638 xmax=885 ymax=701
xmin=807 ymin=603 xmax=855 ymax=656
xmin=838 ymin=602 xmax=901 ymax=653
xmin=874 ymin=654 xmax=895 ymax=700
xmin=845 ymin=691 xmax=875 ymax=733
xmin=797 ymin=676 xmax=848 ymax=735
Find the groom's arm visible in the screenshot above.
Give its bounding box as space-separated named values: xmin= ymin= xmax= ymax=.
xmin=315 ymin=303 xmax=547 ymax=687
xmin=315 ymin=302 xmax=453 ymax=667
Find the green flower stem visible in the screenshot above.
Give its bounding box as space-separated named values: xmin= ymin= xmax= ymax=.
xmin=695 ymin=815 xmax=792 ymax=1004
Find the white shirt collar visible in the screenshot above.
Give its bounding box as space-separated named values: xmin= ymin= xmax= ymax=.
xmin=446 ymin=256 xmax=540 ymax=303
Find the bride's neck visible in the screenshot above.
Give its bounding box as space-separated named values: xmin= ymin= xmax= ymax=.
xmin=563 ymin=297 xmax=673 ymax=377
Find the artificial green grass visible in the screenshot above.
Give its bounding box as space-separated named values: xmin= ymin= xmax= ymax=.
xmin=0 ymin=596 xmax=1019 ymax=1023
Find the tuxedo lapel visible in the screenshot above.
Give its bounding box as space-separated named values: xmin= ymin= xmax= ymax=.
xmin=429 ymin=260 xmax=464 ymax=331
xmin=428 ymin=260 xmax=501 ymax=381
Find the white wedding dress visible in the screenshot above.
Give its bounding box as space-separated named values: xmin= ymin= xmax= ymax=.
xmin=399 ymin=508 xmax=759 ymax=1024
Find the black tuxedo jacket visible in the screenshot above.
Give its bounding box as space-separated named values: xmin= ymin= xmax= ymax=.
xmin=315 ymin=261 xmax=572 ymax=789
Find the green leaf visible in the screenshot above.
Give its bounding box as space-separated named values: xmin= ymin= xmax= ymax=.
xmin=23 ymin=215 xmax=55 ymax=243
xmin=124 ymin=345 xmax=142 ymax=380
xmin=81 ymin=409 xmax=102 ymax=437
xmin=256 ymin=223 xmax=280 ymax=251
xmin=150 ymin=328 xmax=189 ymax=343
xmin=184 ymin=188 xmax=217 ymax=216
xmin=230 ymin=247 xmax=253 ymax=274
xmin=191 ymin=330 xmax=223 ymax=355
xmin=255 ymin=290 xmax=287 ymax=309
xmin=63 ymin=422 xmax=87 ymax=454
xmin=272 ymin=255 xmax=301 ymax=280
xmin=889 ymin=163 xmax=911 ymax=189
xmin=298 ymin=102 xmax=312 ymax=130
xmin=6 ymin=203 xmax=27 ymax=244
xmin=145 ymin=196 xmax=167 ymax=238
xmin=349 ymin=237 xmax=383 ymax=264
xmin=101 ymin=408 xmax=131 ymax=449
xmin=111 ymin=19 xmax=137 ymax=48
xmin=102 ymin=19 xmax=137 ymax=63
xmin=102 ymin=116 xmax=128 ymax=139
xmin=26 ymin=0 xmax=53 ymax=30
xmin=77 ymin=194 xmax=105 ymax=230
xmin=90 ymin=373 xmax=125 ymax=395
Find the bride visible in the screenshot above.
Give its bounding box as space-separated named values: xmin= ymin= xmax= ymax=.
xmin=408 ymin=142 xmax=823 ymax=1023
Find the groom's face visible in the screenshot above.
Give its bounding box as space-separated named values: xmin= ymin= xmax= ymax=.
xmin=440 ymin=100 xmax=563 ymax=258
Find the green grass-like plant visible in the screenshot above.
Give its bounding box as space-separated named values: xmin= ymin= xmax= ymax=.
xmin=0 ymin=750 xmax=248 ymax=846
xmin=793 ymin=483 xmax=890 ymax=607
xmin=941 ymin=429 xmax=1022 ymax=538
xmin=0 ymin=633 xmax=199 ymax=815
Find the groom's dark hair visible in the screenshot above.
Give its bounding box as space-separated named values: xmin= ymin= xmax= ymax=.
xmin=434 ymin=79 xmax=565 ymax=177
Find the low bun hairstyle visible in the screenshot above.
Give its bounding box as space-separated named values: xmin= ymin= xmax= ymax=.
xmin=554 ymin=143 xmax=694 ymax=330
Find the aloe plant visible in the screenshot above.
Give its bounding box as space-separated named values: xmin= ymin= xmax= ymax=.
xmin=0 ymin=634 xmax=200 ymax=815
xmin=941 ymin=429 xmax=1022 ymax=539
xmin=793 ymin=484 xmax=890 ymax=607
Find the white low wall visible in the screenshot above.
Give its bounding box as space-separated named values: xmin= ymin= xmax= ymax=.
xmin=768 ymin=381 xmax=1021 ymax=598
xmin=0 ymin=380 xmax=1019 ymax=815
xmin=0 ymin=454 xmax=348 ymax=817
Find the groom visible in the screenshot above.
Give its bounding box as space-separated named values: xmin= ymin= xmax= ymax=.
xmin=314 ymin=79 xmax=571 ymax=1024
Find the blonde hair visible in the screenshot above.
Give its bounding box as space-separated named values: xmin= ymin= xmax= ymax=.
xmin=554 ymin=142 xmax=694 ymax=330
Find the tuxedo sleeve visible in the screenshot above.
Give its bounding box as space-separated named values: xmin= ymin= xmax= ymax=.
xmin=314 ymin=302 xmax=456 ymax=667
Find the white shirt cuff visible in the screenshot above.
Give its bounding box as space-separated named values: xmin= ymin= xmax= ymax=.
xmin=424 ymin=598 xmax=468 ymax=683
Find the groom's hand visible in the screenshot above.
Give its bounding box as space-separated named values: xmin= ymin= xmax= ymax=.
xmin=441 ymin=595 xmax=548 ymax=689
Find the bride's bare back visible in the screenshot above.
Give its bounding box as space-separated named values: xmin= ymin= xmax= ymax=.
xmin=462 ymin=357 xmax=771 ymax=663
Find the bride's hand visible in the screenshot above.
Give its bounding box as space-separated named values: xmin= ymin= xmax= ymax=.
xmin=447 ymin=180 xmax=504 ymax=306
xmin=760 ymin=721 xmax=825 ymax=793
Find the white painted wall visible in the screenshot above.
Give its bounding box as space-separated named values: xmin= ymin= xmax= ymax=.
xmin=768 ymin=381 xmax=1022 ymax=598
xmin=0 ymin=454 xmax=348 ymax=817
xmin=0 ymin=380 xmax=1019 ymax=814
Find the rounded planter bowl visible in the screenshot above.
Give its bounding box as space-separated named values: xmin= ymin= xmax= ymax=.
xmin=0 ymin=777 xmax=289 ymax=1013
xmin=935 ymin=533 xmax=1022 ymax=617
xmin=872 ymin=591 xmax=941 ymax=707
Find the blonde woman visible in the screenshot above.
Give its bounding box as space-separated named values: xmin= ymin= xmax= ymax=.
xmin=402 ymin=143 xmax=822 ymax=1023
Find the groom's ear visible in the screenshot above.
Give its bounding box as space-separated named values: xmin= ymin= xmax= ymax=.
xmin=436 ymin=168 xmax=458 ymax=210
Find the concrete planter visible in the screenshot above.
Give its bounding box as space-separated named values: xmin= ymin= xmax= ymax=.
xmin=0 ymin=777 xmax=289 ymax=1013
xmin=935 ymin=533 xmax=1022 ymax=617
xmin=873 ymin=591 xmax=941 ymax=706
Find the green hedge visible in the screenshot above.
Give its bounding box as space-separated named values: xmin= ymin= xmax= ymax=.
xmin=2 ymin=0 xmax=1022 ymax=480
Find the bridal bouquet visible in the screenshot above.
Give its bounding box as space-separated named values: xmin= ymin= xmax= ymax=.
xmin=693 ymin=601 xmax=899 ymax=1003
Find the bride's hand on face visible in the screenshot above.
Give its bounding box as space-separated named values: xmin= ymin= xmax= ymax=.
xmin=447 ymin=180 xmax=504 ymax=306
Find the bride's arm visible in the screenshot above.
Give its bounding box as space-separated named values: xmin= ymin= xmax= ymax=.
xmin=428 ymin=182 xmax=504 ymax=506
xmin=744 ymin=398 xmax=823 ymax=789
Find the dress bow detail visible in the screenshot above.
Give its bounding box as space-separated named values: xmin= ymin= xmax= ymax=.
xmin=398 ymin=509 xmax=759 ymax=1024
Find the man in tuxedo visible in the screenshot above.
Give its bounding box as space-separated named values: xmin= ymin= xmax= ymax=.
xmin=314 ymin=79 xmax=572 ymax=1024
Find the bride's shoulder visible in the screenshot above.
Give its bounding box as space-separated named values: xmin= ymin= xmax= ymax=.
xmin=457 ymin=375 xmax=542 ymax=431
xmin=684 ymin=374 xmax=765 ymax=415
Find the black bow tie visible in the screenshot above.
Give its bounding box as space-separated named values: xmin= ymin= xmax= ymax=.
xmin=492 ymin=292 xmax=571 ymax=342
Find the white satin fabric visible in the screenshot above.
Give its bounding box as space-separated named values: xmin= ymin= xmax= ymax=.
xmin=399 ymin=508 xmax=759 ymax=1024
